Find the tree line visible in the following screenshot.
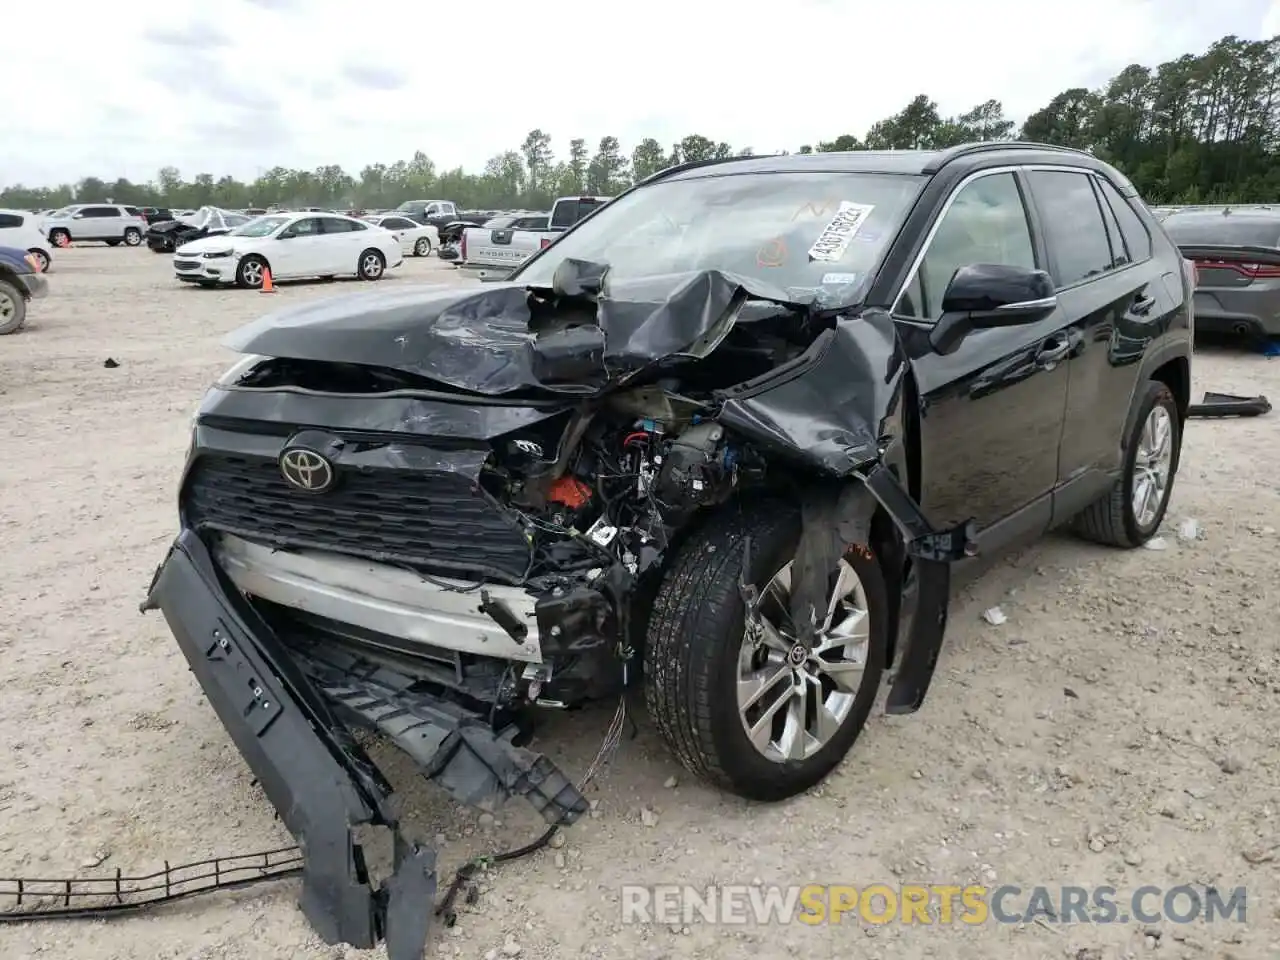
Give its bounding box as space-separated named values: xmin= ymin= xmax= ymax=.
xmin=3 ymin=34 xmax=1276 ymax=213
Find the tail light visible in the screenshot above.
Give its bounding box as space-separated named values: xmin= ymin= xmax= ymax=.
xmin=1191 ymin=256 xmax=1280 ymax=279
xmin=540 ymin=238 xmax=552 ymax=250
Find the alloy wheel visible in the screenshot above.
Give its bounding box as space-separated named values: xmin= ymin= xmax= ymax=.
xmin=737 ymin=558 xmax=870 ymax=762
xmin=1132 ymin=405 xmax=1173 ymax=528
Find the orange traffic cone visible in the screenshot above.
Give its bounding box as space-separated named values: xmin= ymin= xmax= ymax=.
xmin=260 ymin=266 xmax=276 ymax=294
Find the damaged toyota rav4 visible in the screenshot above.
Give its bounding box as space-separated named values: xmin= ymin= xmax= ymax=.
xmin=144 ymin=143 xmax=1192 ymax=957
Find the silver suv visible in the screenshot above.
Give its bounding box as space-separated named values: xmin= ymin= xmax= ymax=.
xmin=44 ymin=204 xmax=147 ymax=248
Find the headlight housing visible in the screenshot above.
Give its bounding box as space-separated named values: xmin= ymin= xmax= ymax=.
xmin=215 ymin=353 xmax=270 ymax=387
xmin=202 ymin=250 xmax=234 ymax=259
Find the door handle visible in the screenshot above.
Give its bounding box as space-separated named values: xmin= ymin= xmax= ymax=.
xmin=1035 ymin=330 xmax=1080 ymax=369
xmin=1131 ymin=293 xmax=1157 ymax=316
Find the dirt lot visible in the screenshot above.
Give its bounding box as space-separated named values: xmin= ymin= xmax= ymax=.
xmin=0 ymin=246 xmax=1277 ymax=960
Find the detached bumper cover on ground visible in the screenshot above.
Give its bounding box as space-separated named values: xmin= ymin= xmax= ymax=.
xmin=141 ymin=530 xmax=588 ymax=959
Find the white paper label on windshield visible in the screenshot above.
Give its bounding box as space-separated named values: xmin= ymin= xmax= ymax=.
xmin=807 ymin=202 xmax=875 ymax=262
xmin=821 ymin=272 xmax=859 ymax=285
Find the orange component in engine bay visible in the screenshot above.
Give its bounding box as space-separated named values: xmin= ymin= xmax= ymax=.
xmin=546 ymin=475 xmax=593 ymax=509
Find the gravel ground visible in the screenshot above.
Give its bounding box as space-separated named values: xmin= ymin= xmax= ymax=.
xmin=1 ymin=247 xmax=1277 ymax=960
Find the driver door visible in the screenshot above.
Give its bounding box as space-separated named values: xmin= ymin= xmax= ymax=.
xmin=895 ymin=169 xmax=1077 ymax=550
xmin=271 ymin=216 xmax=324 ymax=276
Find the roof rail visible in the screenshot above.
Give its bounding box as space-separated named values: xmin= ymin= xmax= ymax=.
xmin=635 ymin=154 xmax=758 ymax=187
xmin=923 ymin=141 xmax=1096 ymax=173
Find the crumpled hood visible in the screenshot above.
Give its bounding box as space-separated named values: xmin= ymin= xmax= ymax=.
xmin=223 ymin=265 xmax=812 ymax=396
xmin=176 ymin=236 xmax=234 ymax=256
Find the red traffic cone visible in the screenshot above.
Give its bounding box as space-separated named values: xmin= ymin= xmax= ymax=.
xmin=260 ymin=266 xmax=276 ymax=294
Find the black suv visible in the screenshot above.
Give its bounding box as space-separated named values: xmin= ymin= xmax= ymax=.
xmin=143 ymin=143 xmax=1191 ymax=959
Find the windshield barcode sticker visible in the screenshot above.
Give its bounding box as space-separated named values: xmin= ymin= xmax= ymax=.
xmin=807 ymin=202 xmax=875 ymax=262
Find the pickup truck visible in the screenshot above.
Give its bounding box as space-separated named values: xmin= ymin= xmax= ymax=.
xmin=457 ymin=196 xmax=610 ymax=280
xmin=394 ymin=200 xmax=488 ymax=232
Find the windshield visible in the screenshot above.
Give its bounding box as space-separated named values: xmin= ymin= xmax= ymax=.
xmin=512 ymin=171 xmax=924 ymax=303
xmin=230 ymin=215 xmax=289 ymax=237
xmin=396 ymin=201 xmax=423 ymax=213
xmin=50 ymin=206 xmax=77 ymax=219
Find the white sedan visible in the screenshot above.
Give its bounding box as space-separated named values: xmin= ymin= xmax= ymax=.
xmin=173 ymin=211 xmax=404 ymax=289
xmin=363 ymin=214 xmax=440 ymax=258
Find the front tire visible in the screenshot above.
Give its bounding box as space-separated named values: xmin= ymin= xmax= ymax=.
xmin=644 ymin=501 xmax=887 ymax=801
xmin=357 ymin=248 xmax=386 ymax=280
xmin=27 ymin=248 xmax=50 ymax=272
xmin=0 ymin=280 xmax=27 ymax=335
xmin=236 ymin=255 xmax=268 ymax=289
xmin=123 ymin=228 xmax=142 ymax=246
xmin=1073 ymin=380 xmax=1180 ymax=547
xmin=413 ymin=237 xmax=431 ymax=257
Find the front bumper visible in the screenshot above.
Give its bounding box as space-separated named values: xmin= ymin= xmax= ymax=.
xmin=142 ymin=529 xmax=588 ymax=958
xmin=174 ymin=256 xmax=231 ymax=283
xmin=18 ymin=273 xmax=48 ymax=299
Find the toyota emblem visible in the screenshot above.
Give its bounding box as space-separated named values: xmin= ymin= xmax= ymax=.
xmin=279 ymin=447 xmax=336 ymax=492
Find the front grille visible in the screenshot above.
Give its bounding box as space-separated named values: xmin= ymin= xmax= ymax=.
xmin=174 ymin=259 xmax=200 ymax=270
xmin=184 ymin=454 xmax=531 ymax=579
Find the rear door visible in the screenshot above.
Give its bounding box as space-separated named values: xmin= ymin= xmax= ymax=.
xmin=318 ymin=216 xmax=367 ymax=272
xmin=78 ymin=206 xmax=117 ymax=240
xmin=895 ymin=168 xmax=1072 ymax=543
xmin=1022 ymin=168 xmax=1164 ymax=506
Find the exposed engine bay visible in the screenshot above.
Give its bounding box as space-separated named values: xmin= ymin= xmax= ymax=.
xmin=206 ymin=271 xmax=834 ymax=714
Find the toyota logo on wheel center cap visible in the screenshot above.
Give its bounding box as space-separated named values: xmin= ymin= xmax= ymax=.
xmin=279 ymin=447 xmax=336 ymax=492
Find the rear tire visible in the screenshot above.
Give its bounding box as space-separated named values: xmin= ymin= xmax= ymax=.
xmin=1073 ymin=381 xmax=1180 ymax=547
xmin=643 ymin=501 xmax=887 ymax=801
xmin=357 ymin=248 xmax=386 ymax=280
xmin=413 ymin=237 xmax=431 ymax=257
xmin=0 ymin=280 xmax=27 ymax=335
xmin=123 ymin=228 xmax=142 ymax=246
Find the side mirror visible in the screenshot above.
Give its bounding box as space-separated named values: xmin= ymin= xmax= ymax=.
xmin=72 ymin=212 xmax=85 ymax=219
xmin=929 ymin=264 xmax=1057 ymax=354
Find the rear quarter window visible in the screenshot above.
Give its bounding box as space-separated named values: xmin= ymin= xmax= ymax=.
xmin=1094 ymin=178 xmax=1152 ymax=262
xmin=0 ymin=213 xmax=25 ymax=228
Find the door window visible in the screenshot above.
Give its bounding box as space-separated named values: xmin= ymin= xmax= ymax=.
xmin=0 ymin=213 xmax=23 ymax=228
xmin=82 ymin=206 xmax=116 ymax=218
xmin=1026 ymin=170 xmax=1113 ymax=286
xmin=384 ymin=217 xmax=415 ymax=230
xmin=897 ymin=172 xmax=1036 ymax=320
xmin=1094 ymin=177 xmax=1152 ymax=263
xmin=281 ymin=217 xmax=322 ymax=238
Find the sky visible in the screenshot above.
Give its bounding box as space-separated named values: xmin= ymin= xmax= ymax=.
xmin=5 ymin=0 xmax=1280 ymax=189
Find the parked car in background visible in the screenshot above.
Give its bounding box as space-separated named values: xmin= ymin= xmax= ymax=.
xmin=0 ymin=209 xmax=55 ymax=272
xmin=362 ymin=214 xmax=439 ymax=257
xmin=244 ymin=208 xmax=268 ymax=217
xmin=1161 ymin=206 xmax=1280 ymax=341
xmin=43 ymin=204 xmax=148 ymax=247
xmin=138 ymin=207 xmax=175 ymax=225
xmin=0 ymin=245 xmax=49 ymax=335
xmin=147 ymin=206 xmax=251 ymax=253
xmin=393 ymin=199 xmax=483 ymax=232
xmin=172 ymin=211 xmax=403 ymax=288
xmin=457 ymin=198 xmax=610 ymax=280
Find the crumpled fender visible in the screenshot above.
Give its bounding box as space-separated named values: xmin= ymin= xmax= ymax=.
xmin=716 ymin=307 xmax=977 ymax=713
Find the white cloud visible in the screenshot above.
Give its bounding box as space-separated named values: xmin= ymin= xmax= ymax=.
xmin=2 ymin=0 xmax=1275 ymax=187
